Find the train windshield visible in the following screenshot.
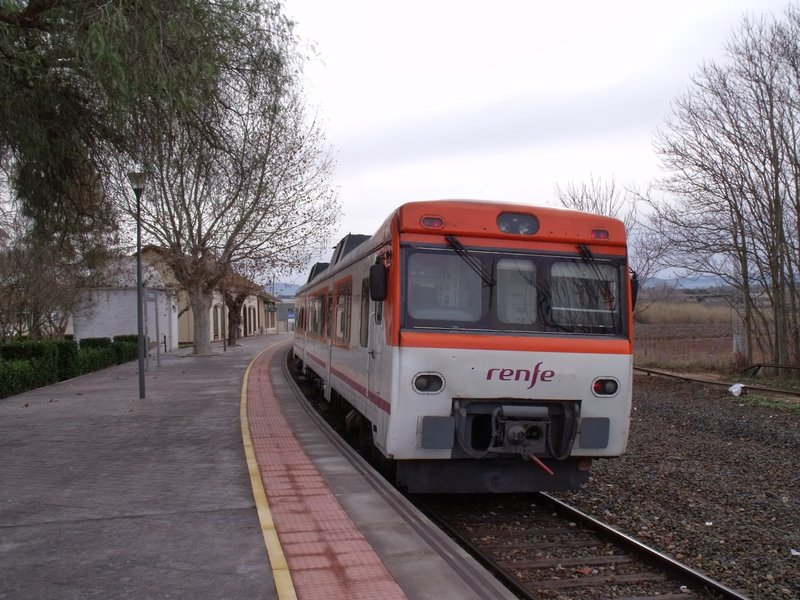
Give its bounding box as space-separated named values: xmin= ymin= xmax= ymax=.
xmin=402 ymin=246 xmax=627 ymax=336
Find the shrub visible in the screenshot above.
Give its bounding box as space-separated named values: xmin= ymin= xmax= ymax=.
xmin=53 ymin=339 xmax=79 ymax=381
xmin=0 ymin=360 xmax=37 ymax=399
xmin=112 ymin=340 xmax=138 ymax=364
xmin=76 ymin=347 xmax=117 ymax=374
xmin=79 ymin=337 xmax=113 ymax=350
xmin=0 ymin=341 xmax=59 ymax=386
xmin=0 ymin=336 xmax=129 ymax=397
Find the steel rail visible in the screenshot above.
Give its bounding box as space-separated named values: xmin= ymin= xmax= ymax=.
xmin=634 ymin=366 xmax=800 ymax=397
xmin=415 ymin=500 xmax=540 ymax=600
xmin=285 ymin=353 xmax=755 ymax=599
xmin=540 ymin=492 xmax=753 ymax=600
xmin=280 ymin=351 xmax=516 ymax=600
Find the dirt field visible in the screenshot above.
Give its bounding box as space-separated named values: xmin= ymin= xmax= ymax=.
xmin=634 ymin=322 xmax=737 ymax=372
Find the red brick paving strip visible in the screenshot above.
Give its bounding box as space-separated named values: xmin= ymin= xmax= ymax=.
xmin=247 ymin=344 xmax=408 ymax=600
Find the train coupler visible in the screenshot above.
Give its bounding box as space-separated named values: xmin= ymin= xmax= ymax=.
xmin=522 ymin=448 xmax=555 ymax=476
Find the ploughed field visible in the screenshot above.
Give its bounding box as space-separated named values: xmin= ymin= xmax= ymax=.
xmin=555 ymin=374 xmax=799 ymax=599
xmin=634 ymin=323 xmax=735 ymax=371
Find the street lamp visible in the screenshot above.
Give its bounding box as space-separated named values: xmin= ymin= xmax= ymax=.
xmin=128 ymin=171 xmax=147 ymax=400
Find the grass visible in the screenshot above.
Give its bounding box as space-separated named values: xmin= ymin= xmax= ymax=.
xmin=635 ymin=301 xmax=732 ymax=324
xmin=633 ymin=300 xmax=800 ymax=411
xmin=733 ymin=393 xmax=800 ymax=412
xmin=634 ymin=300 xmax=737 ymax=374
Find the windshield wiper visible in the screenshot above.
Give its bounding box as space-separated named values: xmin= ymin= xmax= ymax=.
xmin=578 ymin=243 xmax=606 ymax=281
xmin=578 ymin=243 xmax=619 ymax=320
xmin=446 ymin=235 xmax=495 ymax=287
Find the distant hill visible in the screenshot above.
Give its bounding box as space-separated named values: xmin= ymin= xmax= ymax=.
xmin=645 ymin=274 xmax=726 ymax=290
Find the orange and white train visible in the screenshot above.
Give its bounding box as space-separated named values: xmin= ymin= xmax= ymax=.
xmin=293 ymin=200 xmax=636 ymax=493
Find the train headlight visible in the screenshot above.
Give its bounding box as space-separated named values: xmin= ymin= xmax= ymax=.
xmin=592 ymin=378 xmax=619 ymax=396
xmin=497 ymin=212 xmax=539 ymax=235
xmin=420 ymin=215 xmax=445 ymax=229
xmin=413 ymin=373 xmax=444 ymax=393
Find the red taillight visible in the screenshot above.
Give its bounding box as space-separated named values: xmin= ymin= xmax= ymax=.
xmin=420 ymin=215 xmax=445 ymax=229
xmin=591 ymin=229 xmax=610 ymax=240
xmin=592 ymin=378 xmax=619 ymax=396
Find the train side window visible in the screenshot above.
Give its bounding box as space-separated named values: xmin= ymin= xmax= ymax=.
xmin=310 ymin=293 xmax=326 ymax=336
xmin=360 ymin=278 xmax=370 ymax=347
xmin=326 ymin=292 xmax=332 ymax=339
xmin=334 ymin=281 xmax=352 ymax=345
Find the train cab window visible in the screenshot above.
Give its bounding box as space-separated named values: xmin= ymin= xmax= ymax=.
xmin=407 ymin=252 xmax=481 ymax=322
xmin=496 ymin=259 xmax=537 ymax=325
xmin=550 ymin=261 xmax=619 ymax=330
xmin=360 ymin=278 xmax=370 ymax=347
xmin=334 ymin=281 xmax=352 ymax=345
xmin=403 ymin=245 xmax=625 ymax=336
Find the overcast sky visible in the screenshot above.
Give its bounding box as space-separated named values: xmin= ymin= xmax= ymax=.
xmin=282 ymin=0 xmax=791 ymax=278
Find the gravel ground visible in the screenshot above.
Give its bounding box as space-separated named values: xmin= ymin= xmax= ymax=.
xmin=555 ymin=373 xmax=800 ymax=599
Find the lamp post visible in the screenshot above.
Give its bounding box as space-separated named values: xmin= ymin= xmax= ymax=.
xmin=128 ymin=171 xmax=147 ymax=400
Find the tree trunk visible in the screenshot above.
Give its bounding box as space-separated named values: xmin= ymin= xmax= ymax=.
xmin=226 ymin=296 xmax=245 ymax=346
xmin=187 ymin=288 xmax=213 ymax=355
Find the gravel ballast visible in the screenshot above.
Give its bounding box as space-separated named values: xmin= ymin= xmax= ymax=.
xmin=555 ymin=373 xmax=800 ymax=599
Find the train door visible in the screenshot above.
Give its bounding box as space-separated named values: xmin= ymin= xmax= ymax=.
xmin=324 ymin=290 xmax=333 ymax=400
xmin=367 ymin=291 xmax=387 ymax=411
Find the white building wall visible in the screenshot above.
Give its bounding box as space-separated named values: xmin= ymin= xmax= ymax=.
xmin=145 ymin=289 xmax=179 ymax=352
xmin=73 ymin=289 xmax=137 ymax=341
xmin=73 ymin=287 xmax=179 ymax=351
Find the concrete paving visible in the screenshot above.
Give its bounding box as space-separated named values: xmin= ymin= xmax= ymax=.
xmin=0 ymin=334 xmax=288 ymax=600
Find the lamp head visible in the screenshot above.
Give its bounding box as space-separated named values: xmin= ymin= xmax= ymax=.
xmin=127 ymin=171 xmax=146 ymax=193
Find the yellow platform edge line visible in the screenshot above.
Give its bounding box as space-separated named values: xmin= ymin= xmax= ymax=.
xmin=241 ymin=349 xmax=298 ymax=600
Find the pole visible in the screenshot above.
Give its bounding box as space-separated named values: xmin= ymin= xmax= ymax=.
xmin=222 ymin=283 xmax=227 ymax=352
xmin=134 ymin=187 xmax=146 ymax=399
xmin=154 ymin=292 xmax=161 ymax=367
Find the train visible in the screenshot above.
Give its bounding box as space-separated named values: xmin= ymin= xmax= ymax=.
xmin=292 ymin=200 xmax=636 ymax=493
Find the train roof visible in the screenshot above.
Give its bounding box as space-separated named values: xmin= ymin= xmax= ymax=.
xmin=299 ymin=199 xmax=627 ymax=292
xmin=393 ymin=200 xmax=626 ymax=238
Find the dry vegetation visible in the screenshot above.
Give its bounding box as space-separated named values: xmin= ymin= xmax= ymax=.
xmin=634 ymin=299 xmax=740 ymax=373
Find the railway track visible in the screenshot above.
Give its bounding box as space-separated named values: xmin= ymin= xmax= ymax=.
xmin=416 ymin=493 xmax=752 ymax=600
xmin=634 ymin=366 xmax=800 ymax=397
xmin=287 ymin=354 xmax=753 ymax=600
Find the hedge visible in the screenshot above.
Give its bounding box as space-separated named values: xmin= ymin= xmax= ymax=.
xmin=0 ymin=341 xmax=59 ymax=387
xmin=76 ymin=347 xmax=117 ymax=374
xmin=0 ymin=335 xmax=141 ymax=399
xmin=53 ymin=339 xmax=79 ymax=380
xmin=79 ymin=337 xmax=113 ymax=350
xmin=112 ymin=339 xmax=138 ymax=364
xmin=0 ymin=359 xmax=37 ymax=397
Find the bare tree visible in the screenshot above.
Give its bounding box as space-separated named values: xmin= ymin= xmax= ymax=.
xmin=556 ymin=175 xmax=637 ymax=232
xmin=652 ymin=7 xmax=800 ymax=367
xmin=125 ymin=10 xmax=338 ymax=355
xmin=556 ymin=176 xmax=668 ymax=311
xmin=221 ymin=270 xmax=264 ymax=347
xmin=0 ymin=218 xmax=90 ymax=341
xmin=1 ymin=1 xmax=256 ymax=252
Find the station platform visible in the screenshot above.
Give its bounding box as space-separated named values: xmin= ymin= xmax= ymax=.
xmin=0 ymin=334 xmax=514 ymax=600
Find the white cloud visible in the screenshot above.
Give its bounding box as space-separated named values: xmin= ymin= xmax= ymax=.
xmin=284 ymin=0 xmax=791 ymax=270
